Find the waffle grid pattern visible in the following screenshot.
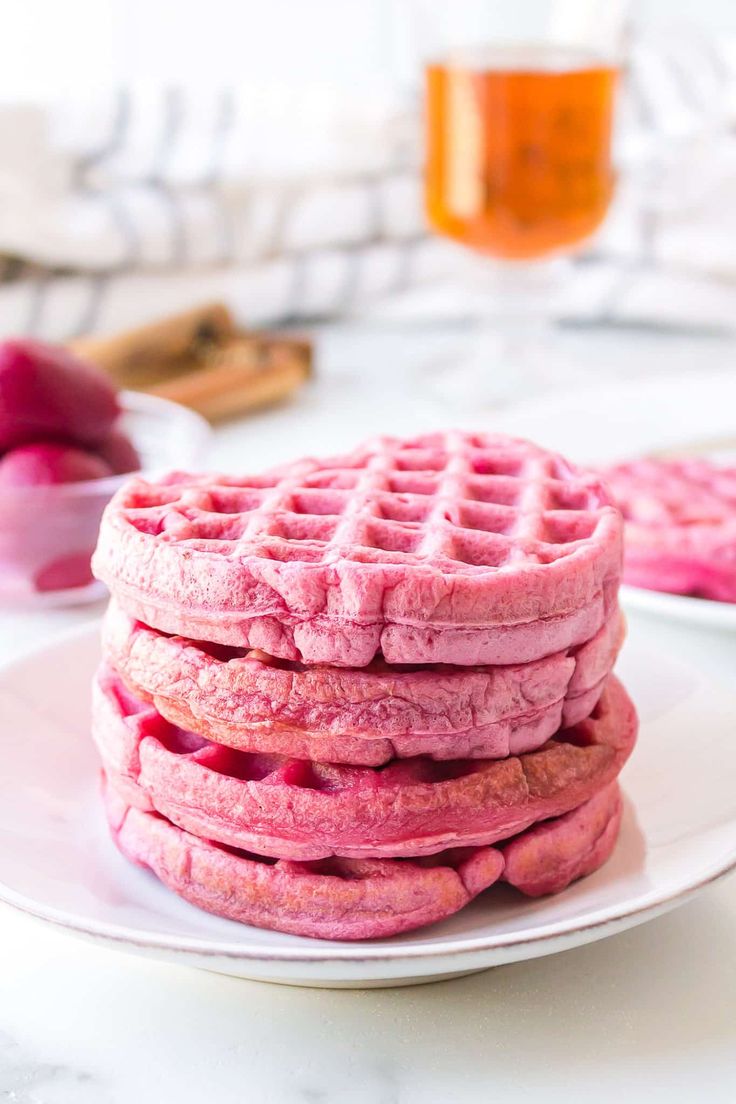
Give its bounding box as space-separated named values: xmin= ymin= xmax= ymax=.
xmin=121 ymin=433 xmax=610 ymax=575
xmin=604 ymin=458 xmax=736 ymax=528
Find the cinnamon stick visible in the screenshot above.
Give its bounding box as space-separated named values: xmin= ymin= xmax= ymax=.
xmin=68 ymin=303 xmax=312 ymax=421
xmin=70 ymin=302 xmax=236 ymax=389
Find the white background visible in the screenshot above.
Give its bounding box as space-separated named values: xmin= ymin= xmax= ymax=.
xmin=1 ymin=0 xmax=735 ymax=97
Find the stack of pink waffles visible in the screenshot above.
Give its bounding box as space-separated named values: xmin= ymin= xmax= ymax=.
xmin=92 ymin=432 xmax=637 ymax=940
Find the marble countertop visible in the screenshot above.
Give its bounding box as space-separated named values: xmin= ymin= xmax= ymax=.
xmin=1 ymin=323 xmax=735 ymax=1104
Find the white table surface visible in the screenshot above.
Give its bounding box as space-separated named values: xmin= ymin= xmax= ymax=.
xmin=1 ymin=323 xmax=735 ymax=1104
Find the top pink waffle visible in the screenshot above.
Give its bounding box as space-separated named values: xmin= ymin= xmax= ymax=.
xmin=602 ymin=457 xmax=736 ymax=602
xmin=93 ymin=431 xmax=623 ymax=666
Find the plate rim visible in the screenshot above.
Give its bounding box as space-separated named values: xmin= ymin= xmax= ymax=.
xmin=1 ymin=621 xmax=735 ymax=967
xmin=1 ymin=845 xmax=735 ymax=967
xmin=621 ymin=584 xmax=736 ymax=628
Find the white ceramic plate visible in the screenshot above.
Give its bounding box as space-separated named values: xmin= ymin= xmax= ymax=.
xmin=621 ymin=584 xmax=736 ymax=632
xmin=0 ymin=624 xmax=734 ymax=988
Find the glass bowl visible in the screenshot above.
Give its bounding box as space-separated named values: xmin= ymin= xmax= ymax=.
xmin=0 ymin=391 xmax=211 ymax=608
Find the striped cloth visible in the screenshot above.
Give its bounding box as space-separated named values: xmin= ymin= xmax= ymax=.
xmin=0 ymin=27 xmax=734 ymax=339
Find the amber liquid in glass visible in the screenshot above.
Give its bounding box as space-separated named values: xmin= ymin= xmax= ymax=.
xmin=425 ymin=46 xmax=617 ymax=260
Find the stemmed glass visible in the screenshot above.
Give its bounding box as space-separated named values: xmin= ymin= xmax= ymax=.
xmin=416 ymin=1 xmax=625 ymax=405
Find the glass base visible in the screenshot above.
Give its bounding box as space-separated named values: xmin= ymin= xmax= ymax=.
xmin=426 ymin=318 xmax=564 ymax=409
xmin=423 ymin=256 xmax=572 ymax=409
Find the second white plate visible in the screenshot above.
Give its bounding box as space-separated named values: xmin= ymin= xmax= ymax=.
xmin=621 ymin=584 xmax=736 ymax=633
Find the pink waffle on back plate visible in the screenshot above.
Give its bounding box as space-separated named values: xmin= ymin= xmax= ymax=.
xmin=602 ymin=458 xmax=736 ymax=602
xmin=93 ymin=432 xmax=623 ymax=667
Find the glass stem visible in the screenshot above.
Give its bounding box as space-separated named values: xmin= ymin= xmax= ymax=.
xmin=467 ymin=256 xmax=570 ymax=403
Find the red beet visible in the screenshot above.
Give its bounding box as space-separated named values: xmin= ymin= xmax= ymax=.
xmin=0 ymin=442 xmax=114 ymax=487
xmin=0 ymin=338 xmax=119 ymax=451
xmin=98 ymin=428 xmax=141 ymax=474
xmin=35 ymin=553 xmax=96 ymax=592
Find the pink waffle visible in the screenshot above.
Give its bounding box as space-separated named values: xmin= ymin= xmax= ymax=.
xmin=104 ymin=777 xmax=622 ymax=940
xmin=95 ymin=669 xmax=636 ymax=860
xmin=92 ymin=432 xmax=623 ymax=667
xmin=102 ymin=602 xmax=624 ymax=765
xmin=500 ymin=781 xmax=622 ymax=896
xmin=602 ymin=457 xmax=736 ymax=602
